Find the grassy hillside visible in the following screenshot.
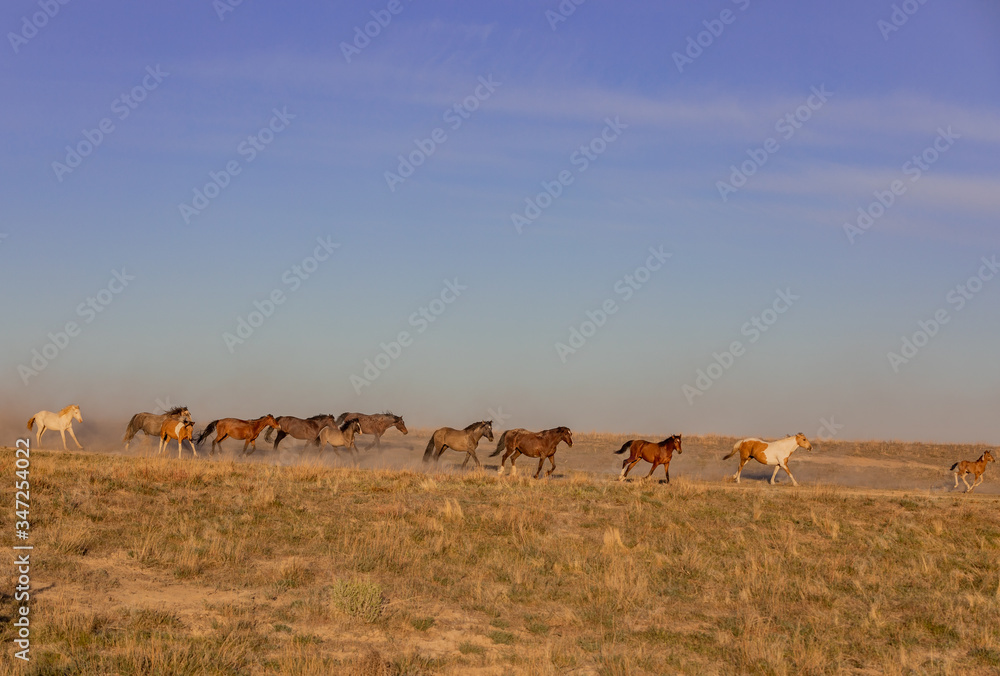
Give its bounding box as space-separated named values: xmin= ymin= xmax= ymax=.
xmin=2 ymin=443 xmax=999 ymax=674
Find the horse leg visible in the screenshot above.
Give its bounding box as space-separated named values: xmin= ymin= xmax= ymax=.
xmin=546 ymin=455 xmax=556 ymax=477
xmin=954 ymin=471 xmax=960 ymax=488
xmin=36 ymin=426 xmax=45 ymax=449
xmin=646 ymin=461 xmax=659 ymax=480
xmin=471 ymin=450 xmax=482 ymax=469
xmin=461 ymin=453 xmax=470 ymax=469
xmin=782 ymin=462 xmax=798 ymax=487
xmin=769 ymin=465 xmax=781 ymax=484
xmin=510 ymin=452 xmax=520 ymax=476
xmin=366 ymin=433 xmax=379 ymax=452
xmin=273 ymin=430 xmax=287 ymax=453
xmin=67 ymin=426 xmax=83 ymax=449
xmin=664 ymin=464 xmax=670 ymax=484
xmin=535 ymin=456 xmax=545 ymax=479
xmin=59 ymin=428 xmax=69 ymax=451
xmin=497 ymin=450 xmax=508 ymax=475
xmin=734 ymin=457 xmax=747 ymax=483
xmin=243 ymin=438 xmax=254 ymax=455
xmin=962 ymin=474 xmax=972 ymax=492
xmin=188 ymin=439 xmax=199 ymax=458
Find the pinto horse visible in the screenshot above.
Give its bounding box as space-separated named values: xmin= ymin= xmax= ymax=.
xmin=336 ymin=412 xmax=408 ymax=451
xmin=723 ymin=433 xmax=813 ymax=486
xmin=491 ymin=426 xmax=573 ymax=478
xmin=423 ymin=421 xmax=494 ymax=469
xmin=951 ymin=450 xmax=994 ymax=492
xmin=123 ymin=407 xmax=192 ymax=451
xmin=616 ymin=434 xmax=682 ymax=483
xmin=196 ymin=415 xmax=280 ymax=456
xmin=316 ymin=418 xmax=363 ymax=458
xmin=159 ymin=419 xmax=198 ymax=459
xmin=27 ymin=404 xmax=83 ymax=450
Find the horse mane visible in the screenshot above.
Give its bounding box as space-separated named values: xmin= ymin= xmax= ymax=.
xmin=166 ymin=406 xmax=187 ymax=416
xmin=339 ymin=417 xmax=360 ymax=431
xmin=308 ymin=414 xmax=333 ymax=421
xmin=59 ymin=404 xmax=78 ymax=415
xmin=464 ymin=420 xmax=490 ymax=431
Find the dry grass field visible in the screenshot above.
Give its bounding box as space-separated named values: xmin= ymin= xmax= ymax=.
xmin=2 ymin=433 xmax=999 ymax=674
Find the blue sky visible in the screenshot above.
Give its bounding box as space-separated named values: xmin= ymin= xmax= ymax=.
xmin=1 ymin=0 xmax=998 ymax=443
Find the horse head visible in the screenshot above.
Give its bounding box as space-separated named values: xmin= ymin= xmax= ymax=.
xmin=342 ymin=418 xmax=362 ymax=436
xmin=673 ymin=434 xmax=682 ymax=454
xmin=262 ymin=414 xmax=280 ymax=429
xmin=795 ymin=433 xmax=813 ymax=451
xmin=558 ymin=426 xmax=573 ymax=447
xmin=481 ymin=420 xmax=494 ymax=442
xmin=986 ymin=450 xmax=995 ymax=463
xmin=394 ymin=416 xmax=408 ymax=434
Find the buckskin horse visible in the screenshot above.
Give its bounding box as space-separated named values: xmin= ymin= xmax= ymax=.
xmin=616 ymin=434 xmax=682 ymax=483
xmin=423 ymin=421 xmax=494 ymax=469
xmin=723 ymin=433 xmax=813 ymax=486
xmin=123 ymin=406 xmax=192 ymax=451
xmin=491 ymin=426 xmax=574 ymax=478
xmin=196 ymin=415 xmax=280 ymax=456
xmin=951 ymin=450 xmax=994 ymax=492
xmin=27 ymin=404 xmax=84 ymax=451
xmin=335 ymin=411 xmax=408 ymax=451
xmin=316 ymin=418 xmax=363 ymax=458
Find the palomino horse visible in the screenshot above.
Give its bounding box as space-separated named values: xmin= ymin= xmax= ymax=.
xmin=263 ymin=414 xmax=338 ymax=452
xmin=423 ymin=421 xmax=494 ymax=469
xmin=951 ymin=450 xmax=994 ymax=492
xmin=316 ymin=418 xmax=363 ymax=458
xmin=195 ymin=415 xmax=280 ymax=456
xmin=491 ymin=426 xmax=574 ymax=478
xmin=335 ymin=412 xmax=408 ymax=451
xmin=123 ymin=407 xmax=192 ymax=451
xmin=27 ymin=404 xmax=83 ymax=450
xmin=724 ymin=433 xmax=813 ymax=486
xmin=159 ymin=420 xmax=198 ymax=459
xmin=616 ymin=434 xmax=682 ymax=483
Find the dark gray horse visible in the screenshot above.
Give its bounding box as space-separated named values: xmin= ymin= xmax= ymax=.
xmin=263 ymin=414 xmax=338 ymax=452
xmin=123 ymin=407 xmax=192 ymax=451
xmin=334 ymin=411 xmax=408 ymax=451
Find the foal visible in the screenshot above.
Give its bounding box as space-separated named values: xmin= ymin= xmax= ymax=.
xmin=951 ymin=450 xmax=994 ymax=492
xmin=616 ymin=434 xmax=682 ymax=483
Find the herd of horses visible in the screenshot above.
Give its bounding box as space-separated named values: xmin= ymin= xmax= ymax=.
xmin=21 ymin=404 xmax=998 ymax=491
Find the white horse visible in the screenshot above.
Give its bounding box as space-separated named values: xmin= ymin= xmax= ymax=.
xmin=316 ymin=418 xmax=362 ymax=458
xmin=723 ymin=433 xmax=813 ymax=486
xmin=158 ymin=419 xmax=199 ymax=459
xmin=26 ymin=404 xmax=84 ymax=450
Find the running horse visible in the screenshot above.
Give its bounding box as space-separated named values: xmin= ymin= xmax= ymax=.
xmin=316 ymin=418 xmax=363 ymax=458
xmin=423 ymin=421 xmax=494 ymax=469
xmin=263 ymin=414 xmax=338 ymax=452
xmin=723 ymin=433 xmax=813 ymax=486
xmin=159 ymin=419 xmax=198 ymax=459
xmin=491 ymin=426 xmax=574 ymax=478
xmin=335 ymin=412 xmax=408 ymax=451
xmin=195 ymin=415 xmax=280 ymax=456
xmin=951 ymin=450 xmax=994 ymax=492
xmin=616 ymin=434 xmax=682 ymax=483
xmin=123 ymin=406 xmax=192 ymax=451
xmin=26 ymin=404 xmax=84 ymax=450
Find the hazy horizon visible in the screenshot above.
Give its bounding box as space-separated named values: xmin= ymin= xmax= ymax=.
xmin=2 ymin=1 xmax=999 ymax=445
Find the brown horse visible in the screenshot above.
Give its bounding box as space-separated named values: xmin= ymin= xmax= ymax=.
xmin=491 ymin=427 xmax=573 ymax=478
xmin=336 ymin=412 xmax=408 ymax=451
xmin=263 ymin=414 xmax=337 ymax=452
xmin=123 ymin=406 xmax=192 ymax=451
xmin=616 ymin=434 xmax=682 ymax=483
xmin=159 ymin=419 xmax=198 ymax=459
xmin=951 ymin=450 xmax=994 ymax=492
xmin=423 ymin=421 xmax=494 ymax=469
xmin=195 ymin=415 xmax=280 ymax=456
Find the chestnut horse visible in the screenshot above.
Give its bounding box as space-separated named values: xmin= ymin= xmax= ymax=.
xmin=159 ymin=419 xmax=198 ymax=459
xmin=335 ymin=412 xmax=408 ymax=451
xmin=616 ymin=434 xmax=682 ymax=483
xmin=951 ymin=450 xmax=994 ymax=492
xmin=196 ymin=415 xmax=280 ymax=456
xmin=27 ymin=404 xmax=83 ymax=450
xmin=423 ymin=421 xmax=494 ymax=469
xmin=723 ymin=433 xmax=813 ymax=486
xmin=491 ymin=426 xmax=573 ymax=478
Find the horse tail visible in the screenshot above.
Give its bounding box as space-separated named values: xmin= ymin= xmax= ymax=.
xmin=722 ymin=440 xmax=742 ymax=461
xmin=489 ymin=431 xmax=508 ymax=457
xmin=196 ymin=420 xmax=218 ymax=445
xmin=422 ymin=435 xmax=437 ymax=463
xmin=26 ymin=416 xmax=35 ymax=431
xmin=263 ymin=425 xmax=276 ymax=442
xmin=950 ymin=462 xmax=960 ymax=472
xmin=122 ymin=414 xmax=142 ymax=443
xmin=334 ymin=412 xmax=347 ymax=425
xmin=615 ymin=440 xmax=633 ymax=455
